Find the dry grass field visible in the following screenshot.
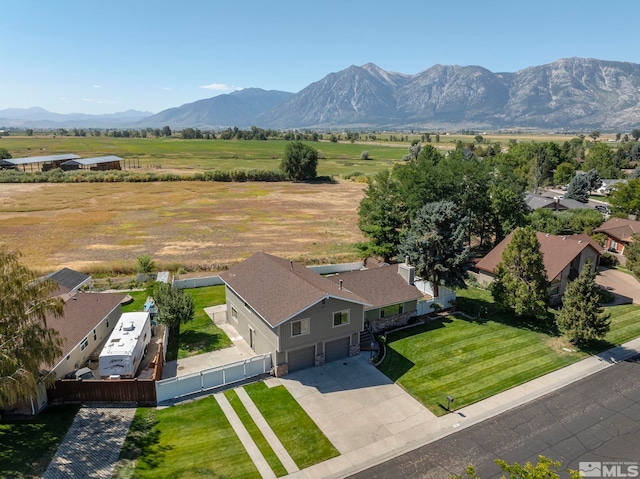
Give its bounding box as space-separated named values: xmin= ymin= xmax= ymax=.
xmin=0 ymin=181 xmax=366 ymax=274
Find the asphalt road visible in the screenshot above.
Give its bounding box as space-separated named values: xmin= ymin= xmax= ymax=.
xmin=349 ymin=356 xmax=640 ymax=478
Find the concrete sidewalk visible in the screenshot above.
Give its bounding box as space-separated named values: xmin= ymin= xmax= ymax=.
xmin=283 ymin=337 xmax=640 ymax=479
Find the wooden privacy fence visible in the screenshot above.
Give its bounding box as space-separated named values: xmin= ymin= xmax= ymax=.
xmin=156 ymin=353 xmax=272 ymax=403
xmin=47 ymin=347 xmax=164 ymax=406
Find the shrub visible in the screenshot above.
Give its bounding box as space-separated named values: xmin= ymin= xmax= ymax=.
xmin=599 ymin=252 xmax=618 ymax=268
xmin=360 ymin=151 xmax=370 ymax=160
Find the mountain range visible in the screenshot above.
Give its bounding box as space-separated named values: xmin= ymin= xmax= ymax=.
xmin=4 ymin=58 xmax=640 ymax=130
xmin=0 ymin=107 xmax=152 ymax=129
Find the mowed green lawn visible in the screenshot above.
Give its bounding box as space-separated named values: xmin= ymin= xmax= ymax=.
xmin=380 ymin=287 xmax=640 ymax=416
xmin=121 ymin=285 xmax=231 ymax=360
xmin=119 ymin=398 xmax=261 ymax=479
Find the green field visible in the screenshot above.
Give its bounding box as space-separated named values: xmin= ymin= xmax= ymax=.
xmin=379 ymin=287 xmax=640 ymax=415
xmin=0 ymin=136 xmax=408 ymax=176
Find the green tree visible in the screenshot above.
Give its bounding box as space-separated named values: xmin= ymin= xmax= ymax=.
xmin=489 ymin=182 xmax=528 ymax=245
xmin=0 ymin=250 xmax=64 ymax=408
xmin=161 ymin=125 xmax=172 ymax=137
xmin=584 ymin=169 xmax=601 ymax=192
xmin=632 ymin=128 xmax=640 ymax=141
xmin=583 ymin=142 xmax=620 ymax=178
xmin=624 ymin=234 xmax=640 ymax=277
xmin=0 ymin=148 xmax=11 ymax=160
xmin=357 ymin=170 xmax=404 ymax=262
xmin=589 ymin=130 xmax=601 ymax=142
xmin=137 ymin=254 xmax=157 ymax=275
xmin=490 ymin=227 xmax=549 ymax=317
xmin=565 ymin=174 xmax=589 ymax=202
xmin=553 ymin=162 xmax=575 ymax=186
xmin=280 ymin=141 xmax=318 ymax=181
xmin=398 ymin=201 xmax=470 ymax=297
xmin=150 ymin=282 xmax=195 ymax=333
xmin=608 ymin=178 xmax=640 ymax=216
xmin=556 ymin=261 xmax=610 ymax=343
xmin=454 ymin=455 xmax=581 ymax=479
xmin=527 ymin=209 xmax=565 ymax=235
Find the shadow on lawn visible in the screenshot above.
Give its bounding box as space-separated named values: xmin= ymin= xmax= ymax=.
xmin=455 ymin=295 xmax=560 ymax=336
xmin=178 ymin=330 xmax=228 ymax=354
xmin=118 ymin=408 xmax=173 ymax=471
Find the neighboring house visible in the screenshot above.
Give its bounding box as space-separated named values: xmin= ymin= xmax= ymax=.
xmin=525 ymin=193 xmax=592 ymax=211
xmin=475 ymin=231 xmax=602 ymax=302
xmin=595 ymin=179 xmax=626 ymax=196
xmin=27 ymin=269 xmax=126 ymax=413
xmin=219 ymin=253 xmax=430 ymax=376
xmin=594 ymin=217 xmax=640 ymax=255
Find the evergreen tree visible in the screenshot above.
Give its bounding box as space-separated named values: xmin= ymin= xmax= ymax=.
xmin=490 ymin=227 xmax=549 ymax=317
xmin=357 ymin=170 xmax=404 ymax=262
xmin=556 ymin=261 xmax=610 ymax=343
xmin=398 ymin=201 xmax=470 ymax=297
xmin=0 ymin=250 xmax=64 ymax=408
xmin=565 ymin=174 xmax=590 ymax=202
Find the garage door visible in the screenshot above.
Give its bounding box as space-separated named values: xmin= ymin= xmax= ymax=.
xmin=287 ymin=345 xmax=315 ymax=372
xmin=325 ymin=337 xmax=350 ymax=363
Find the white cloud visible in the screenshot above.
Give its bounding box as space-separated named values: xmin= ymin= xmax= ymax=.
xmin=199 ymin=83 xmax=242 ymax=92
xmin=162 ymin=87 xmax=172 ymax=91
xmin=92 ymin=85 xmax=102 ymax=88
xmin=82 ymin=98 xmax=114 ymax=104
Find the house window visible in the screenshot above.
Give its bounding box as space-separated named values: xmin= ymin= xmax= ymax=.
xmin=291 ymin=318 xmax=310 ymax=337
xmin=106 ymin=318 xmax=109 ymax=328
xmin=549 ymin=286 xmax=560 ymax=296
xmin=399 ymin=303 xmax=404 ymax=314
xmin=80 ymin=337 xmax=89 ymax=351
xmin=333 ymin=310 xmax=350 ymax=327
xmin=93 ymin=329 xmax=97 ymax=341
xmin=231 ymin=307 xmax=238 ymax=322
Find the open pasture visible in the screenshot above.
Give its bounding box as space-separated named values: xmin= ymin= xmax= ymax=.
xmin=0 ymin=181 xmax=366 ymax=273
xmin=0 ymin=136 xmax=407 ymax=176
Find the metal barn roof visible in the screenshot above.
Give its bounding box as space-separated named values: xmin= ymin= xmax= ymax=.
xmin=3 ymin=153 xmax=81 ymax=165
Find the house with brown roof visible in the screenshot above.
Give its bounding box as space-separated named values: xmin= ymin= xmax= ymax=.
xmin=475 ymin=231 xmax=602 ymax=302
xmin=220 ymin=253 xmax=427 ymax=376
xmin=594 ymin=217 xmax=640 ymax=255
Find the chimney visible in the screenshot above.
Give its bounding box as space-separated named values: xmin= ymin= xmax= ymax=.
xmin=398 ymin=262 xmax=415 ymax=285
xmin=339 ymin=280 xmax=343 ymax=290
xmin=290 ymin=260 xmax=293 ymax=270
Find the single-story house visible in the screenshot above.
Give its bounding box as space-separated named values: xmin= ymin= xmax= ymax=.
xmin=219 ymin=253 xmax=429 ymax=376
xmin=475 ymin=231 xmax=602 ymax=302
xmin=525 ymin=193 xmax=592 ymax=211
xmin=27 ymin=269 xmax=126 ymax=413
xmin=594 ymin=217 xmax=640 ymax=255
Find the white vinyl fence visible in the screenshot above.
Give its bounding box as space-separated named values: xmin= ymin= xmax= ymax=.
xmin=156 ymin=353 xmax=272 ymax=403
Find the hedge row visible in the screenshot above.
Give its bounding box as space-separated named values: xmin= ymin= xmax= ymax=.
xmin=0 ymin=168 xmax=288 ymax=183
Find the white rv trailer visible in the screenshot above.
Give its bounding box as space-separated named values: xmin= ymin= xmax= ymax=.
xmin=98 ymin=312 xmax=151 ymax=378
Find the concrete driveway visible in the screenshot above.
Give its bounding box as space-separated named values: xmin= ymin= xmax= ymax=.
xmin=276 ymin=355 xmax=436 ymax=455
xmin=596 ymin=267 xmax=640 ymax=305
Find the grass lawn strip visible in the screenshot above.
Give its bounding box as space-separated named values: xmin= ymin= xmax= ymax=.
xmin=244 ymin=382 xmax=339 ymax=469
xmin=224 ymin=389 xmax=288 ymax=477
xmin=127 ymin=397 xmax=260 ymax=478
xmin=0 ymin=404 xmax=80 ymax=478
xmin=380 ymin=287 xmax=640 ymax=416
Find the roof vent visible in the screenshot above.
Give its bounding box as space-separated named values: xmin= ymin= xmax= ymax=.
xmin=339 ymin=280 xmax=343 ymax=290
xmin=546 ymin=233 xmax=550 ymax=236
xmin=578 ymin=240 xmax=582 ymax=244
xmin=123 ymin=322 xmax=135 ymax=331
xmin=290 ymin=260 xmax=293 ymax=270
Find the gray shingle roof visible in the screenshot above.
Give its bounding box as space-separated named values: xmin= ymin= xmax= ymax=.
xmin=219 ymin=253 xmax=370 ymax=327
xmin=45 ymin=267 xmax=91 ymax=291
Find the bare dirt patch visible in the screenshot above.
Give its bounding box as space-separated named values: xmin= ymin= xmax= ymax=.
xmin=0 ymin=181 xmax=366 ymax=273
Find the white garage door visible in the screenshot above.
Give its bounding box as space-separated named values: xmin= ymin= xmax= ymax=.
xmin=287 ymin=345 xmax=315 ymax=372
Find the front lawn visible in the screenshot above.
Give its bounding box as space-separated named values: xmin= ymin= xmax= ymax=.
xmin=244 ymin=382 xmax=339 ymax=469
xmin=379 ymin=287 xmax=640 ymax=415
xmin=116 ymin=398 xmax=260 ymax=479
xmin=0 ymin=405 xmax=80 ymax=478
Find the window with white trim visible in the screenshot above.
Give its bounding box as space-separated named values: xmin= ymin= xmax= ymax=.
xmin=291 ymin=318 xmax=310 ymax=337
xmin=80 ymin=337 xmax=89 ymax=351
xmin=231 ymin=307 xmax=238 ymax=322
xmin=333 ymin=310 xmax=350 ymax=327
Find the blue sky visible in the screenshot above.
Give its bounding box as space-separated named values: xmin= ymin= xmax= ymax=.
xmin=3 ymin=0 xmax=637 ymax=115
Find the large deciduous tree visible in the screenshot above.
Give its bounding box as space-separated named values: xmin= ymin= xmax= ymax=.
xmin=624 ymin=233 xmax=640 ymax=278
xmin=280 ymin=141 xmax=318 ymax=181
xmin=490 ymin=227 xmax=550 ymax=317
xmin=150 ymin=282 xmax=195 ymax=333
xmin=608 ymin=179 xmax=640 ymax=216
xmin=556 ymin=261 xmax=610 ymax=343
xmin=0 ymin=250 xmax=64 ymax=408
xmin=357 ymin=170 xmax=404 ymax=262
xmin=583 ymin=142 xmax=620 ymax=178
xmin=398 ymin=201 xmax=470 ymax=297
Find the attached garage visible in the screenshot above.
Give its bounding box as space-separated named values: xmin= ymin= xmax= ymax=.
xmin=324 ymin=337 xmax=350 ymax=363
xmin=287 ymin=345 xmax=315 ymax=372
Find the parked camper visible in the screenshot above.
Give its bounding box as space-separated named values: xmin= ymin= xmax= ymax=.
xmin=98 ymin=312 xmax=151 ymax=378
